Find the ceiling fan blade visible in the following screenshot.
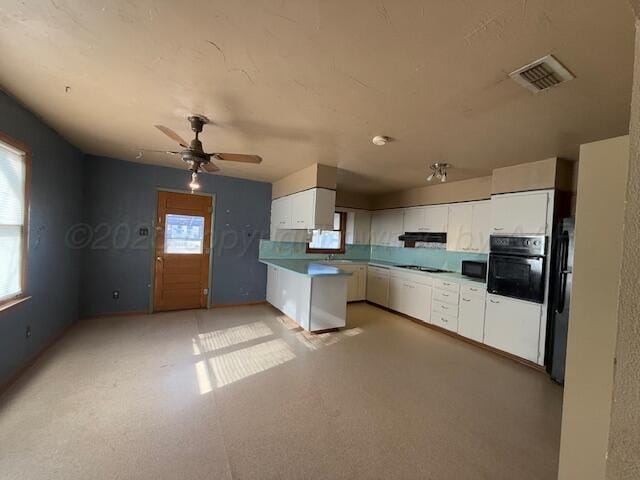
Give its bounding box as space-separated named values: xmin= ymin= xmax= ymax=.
xmin=138 ymin=149 xmax=181 ymax=155
xmin=202 ymin=162 xmax=220 ymax=173
xmin=154 ymin=125 xmax=189 ymax=148
xmin=212 ymin=153 xmax=262 ymax=164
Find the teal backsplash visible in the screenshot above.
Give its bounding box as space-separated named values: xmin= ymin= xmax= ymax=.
xmin=370 ymin=246 xmax=487 ymax=273
xmin=259 ymin=240 xmax=371 ymax=260
xmin=259 ymin=240 xmax=487 ymax=273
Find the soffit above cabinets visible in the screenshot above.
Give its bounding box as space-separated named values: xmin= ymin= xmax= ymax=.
xmin=0 ymin=0 xmax=633 ymax=193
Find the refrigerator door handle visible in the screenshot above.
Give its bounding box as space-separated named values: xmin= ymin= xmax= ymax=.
xmin=556 ymin=233 xmax=570 ymax=314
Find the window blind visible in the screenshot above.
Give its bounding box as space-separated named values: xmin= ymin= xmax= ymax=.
xmin=0 ymin=140 xmax=26 ymax=301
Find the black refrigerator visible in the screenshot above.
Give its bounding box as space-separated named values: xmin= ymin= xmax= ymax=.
xmin=546 ymin=218 xmax=575 ymax=384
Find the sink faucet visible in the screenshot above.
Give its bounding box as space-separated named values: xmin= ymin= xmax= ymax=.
xmin=326 ymin=254 xmax=335 ymax=260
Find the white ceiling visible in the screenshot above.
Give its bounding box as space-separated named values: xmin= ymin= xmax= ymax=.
xmin=0 ymin=0 xmax=635 ymax=192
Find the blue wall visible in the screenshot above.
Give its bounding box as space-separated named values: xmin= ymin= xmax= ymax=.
xmin=0 ymin=91 xmax=84 ymax=385
xmin=81 ymin=155 xmax=272 ymax=317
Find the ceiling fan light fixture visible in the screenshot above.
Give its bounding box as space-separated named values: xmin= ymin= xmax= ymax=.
xmin=189 ymin=171 xmax=201 ymax=191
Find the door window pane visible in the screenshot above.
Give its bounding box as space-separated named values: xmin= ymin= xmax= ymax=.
xmin=164 ymin=214 xmax=205 ymax=254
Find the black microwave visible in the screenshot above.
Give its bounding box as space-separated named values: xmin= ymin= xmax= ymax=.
xmin=461 ymin=261 xmax=487 ymax=280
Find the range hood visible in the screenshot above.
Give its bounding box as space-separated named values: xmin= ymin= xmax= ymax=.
xmin=398 ymin=232 xmax=447 ymax=245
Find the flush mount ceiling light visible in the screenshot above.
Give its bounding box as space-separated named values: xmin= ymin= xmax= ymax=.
xmin=372 ymin=135 xmax=391 ymax=146
xmin=427 ymin=163 xmax=450 ymax=183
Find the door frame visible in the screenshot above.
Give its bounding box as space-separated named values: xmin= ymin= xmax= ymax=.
xmin=148 ymin=188 xmax=216 ymax=312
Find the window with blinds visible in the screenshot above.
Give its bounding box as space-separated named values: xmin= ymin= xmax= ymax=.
xmin=0 ymin=138 xmax=28 ymax=303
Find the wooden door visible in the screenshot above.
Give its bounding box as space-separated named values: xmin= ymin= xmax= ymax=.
xmin=154 ymin=191 xmax=212 ymax=312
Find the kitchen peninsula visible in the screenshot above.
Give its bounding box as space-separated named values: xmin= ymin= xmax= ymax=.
xmin=260 ymin=259 xmax=352 ymax=332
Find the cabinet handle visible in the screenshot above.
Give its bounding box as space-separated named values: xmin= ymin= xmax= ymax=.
xmin=493 ymin=227 xmax=504 ymax=231
xmin=443 ymin=282 xmax=451 ymax=286
xmin=490 ymin=299 xmax=499 ymax=304
xmin=442 ymin=293 xmax=449 ymax=297
xmin=462 ymin=298 xmax=471 ymax=302
xmin=470 ymin=288 xmax=478 ymax=292
xmin=441 ymin=305 xmax=448 ymax=309
xmin=441 ymin=317 xmax=448 ymax=323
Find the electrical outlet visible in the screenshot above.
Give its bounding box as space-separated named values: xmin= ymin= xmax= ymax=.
xmin=112 ymin=290 xmax=120 ymax=300
xmin=25 ymin=325 xmax=32 ymax=338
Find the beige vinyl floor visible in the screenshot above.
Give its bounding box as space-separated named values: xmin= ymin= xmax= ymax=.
xmin=0 ymin=303 xmax=563 ymax=480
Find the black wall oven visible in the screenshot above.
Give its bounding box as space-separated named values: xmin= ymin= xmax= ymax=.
xmin=487 ymin=235 xmax=547 ymax=304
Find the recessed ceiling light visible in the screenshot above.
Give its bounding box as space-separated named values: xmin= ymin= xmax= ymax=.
xmin=372 ymin=135 xmax=391 ymax=146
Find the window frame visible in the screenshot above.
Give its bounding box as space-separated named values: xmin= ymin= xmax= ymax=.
xmin=0 ymin=131 xmax=31 ymax=311
xmin=305 ymin=211 xmax=347 ymax=254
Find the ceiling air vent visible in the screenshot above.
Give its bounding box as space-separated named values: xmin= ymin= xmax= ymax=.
xmin=509 ymin=55 xmax=575 ymax=93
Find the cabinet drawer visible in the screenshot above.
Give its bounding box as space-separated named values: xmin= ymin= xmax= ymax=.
xmin=432 ymin=312 xmax=458 ymax=332
xmin=433 ymin=278 xmax=460 ymax=293
xmin=433 ymin=287 xmax=459 ymax=305
xmin=389 ymin=270 xmax=433 ymax=286
xmin=432 ymin=299 xmax=459 ymax=318
xmin=460 ymin=283 xmax=486 ymax=298
xmin=368 ymin=265 xmax=390 ymax=277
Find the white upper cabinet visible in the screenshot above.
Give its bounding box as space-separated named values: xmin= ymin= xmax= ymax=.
xmin=404 ymin=206 xmax=448 ymax=232
xmin=446 ymin=200 xmax=490 ymax=253
xmin=370 ymin=209 xmax=404 ymax=246
xmin=270 ymin=188 xmax=336 ymax=232
xmin=490 ymin=191 xmax=550 ymax=235
xmin=344 ymin=210 xmax=372 ymax=245
xmin=271 ymin=195 xmax=293 ymax=230
xmin=470 ymin=201 xmax=491 ymax=253
xmin=446 ymin=204 xmax=473 ymax=252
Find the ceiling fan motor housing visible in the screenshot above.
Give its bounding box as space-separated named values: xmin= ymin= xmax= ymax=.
xmin=188 ymin=115 xmax=209 ymax=134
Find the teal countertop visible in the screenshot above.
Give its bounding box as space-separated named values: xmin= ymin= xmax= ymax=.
xmin=260 ymin=259 xmax=353 ymax=277
xmin=367 ymin=260 xmax=486 ymax=285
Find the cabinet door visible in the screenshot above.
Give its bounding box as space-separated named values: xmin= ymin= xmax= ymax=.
xmin=371 ymin=210 xmax=403 ymax=246
xmin=356 ymin=266 xmax=367 ymax=300
xmin=291 ymin=190 xmax=314 ymax=229
xmin=388 ymin=277 xmax=404 ymax=311
xmin=424 ymin=206 xmax=449 ymax=232
xmin=341 ymin=266 xmax=359 ymax=302
xmin=366 ymin=271 xmax=389 ymax=306
xmin=354 ymin=211 xmax=371 ymax=245
xmin=446 ymin=204 xmax=473 ymax=252
xmin=470 ymin=201 xmax=491 ymax=253
xmin=403 ymin=282 xmax=431 ymax=322
xmin=484 ymin=295 xmax=542 ymax=362
xmin=490 ymin=192 xmax=548 ymax=235
xmin=370 ymin=211 xmax=385 ymax=246
xmin=403 ymin=207 xmax=425 ymax=232
xmin=387 ymin=210 xmax=405 ymax=246
xmin=458 ymin=294 xmax=485 ymax=342
xmin=345 ymin=211 xmax=371 ymax=245
xmin=313 ymin=189 xmax=336 ymax=229
xmin=266 ymin=266 xmax=279 ymax=307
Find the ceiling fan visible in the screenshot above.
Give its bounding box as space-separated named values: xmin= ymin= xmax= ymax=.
xmin=153 ymin=115 xmax=262 ymax=190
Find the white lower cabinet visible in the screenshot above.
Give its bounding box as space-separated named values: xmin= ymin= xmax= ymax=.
xmin=389 ymin=276 xmax=432 ymax=322
xmin=336 ymin=264 xmax=367 ymax=301
xmin=457 ymin=289 xmax=486 ymax=342
xmin=366 ymin=267 xmax=390 ymax=307
xmin=484 ymin=294 xmax=542 ymax=363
